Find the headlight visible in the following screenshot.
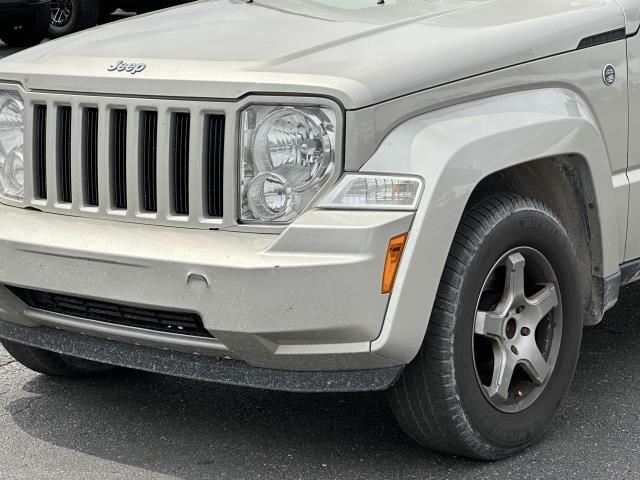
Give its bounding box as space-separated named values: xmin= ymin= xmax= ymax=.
xmin=0 ymin=91 xmax=25 ymax=199
xmin=239 ymin=105 xmax=337 ymax=223
xmin=319 ymin=174 xmax=424 ymax=211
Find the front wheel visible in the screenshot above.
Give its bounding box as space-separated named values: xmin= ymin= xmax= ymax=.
xmin=388 ymin=194 xmax=583 ymax=459
xmin=49 ymin=0 xmax=99 ymax=38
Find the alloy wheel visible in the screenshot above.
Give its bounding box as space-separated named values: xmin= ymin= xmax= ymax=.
xmin=51 ymin=0 xmax=73 ymax=27
xmin=473 ymin=247 xmax=562 ymax=413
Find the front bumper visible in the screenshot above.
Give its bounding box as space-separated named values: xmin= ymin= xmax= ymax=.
xmin=0 ymin=204 xmax=413 ymax=372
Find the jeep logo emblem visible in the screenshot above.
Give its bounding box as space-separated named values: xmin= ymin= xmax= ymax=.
xmin=107 ymin=60 xmax=147 ymax=74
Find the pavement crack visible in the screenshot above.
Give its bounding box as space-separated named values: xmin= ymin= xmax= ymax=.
xmin=10 ymin=396 xmax=38 ymax=417
xmin=0 ymin=359 xmax=16 ymax=369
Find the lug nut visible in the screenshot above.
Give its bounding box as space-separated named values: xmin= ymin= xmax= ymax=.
xmin=521 ymin=327 xmax=531 ymax=336
xmin=511 ymin=346 xmax=519 ymax=355
xmin=516 ymin=306 xmax=525 ymax=314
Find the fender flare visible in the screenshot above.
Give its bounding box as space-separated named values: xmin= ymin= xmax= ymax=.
xmin=364 ymin=88 xmax=621 ymax=364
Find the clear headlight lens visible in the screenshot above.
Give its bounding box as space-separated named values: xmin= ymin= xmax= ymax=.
xmin=319 ymin=174 xmax=424 ymax=211
xmin=0 ymin=91 xmax=25 ymax=199
xmin=240 ymin=105 xmax=336 ymax=223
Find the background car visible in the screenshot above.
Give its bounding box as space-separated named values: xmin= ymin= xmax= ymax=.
xmin=0 ymin=0 xmax=50 ymax=47
xmin=49 ymin=0 xmax=194 ymax=38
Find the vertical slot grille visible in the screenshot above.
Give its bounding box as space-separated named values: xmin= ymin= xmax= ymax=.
xmin=57 ymin=106 xmax=72 ymax=203
xmin=24 ymin=98 xmax=227 ymax=228
xmin=172 ymin=112 xmax=190 ymax=215
xmin=206 ymin=115 xmax=225 ymax=218
xmin=33 ymin=105 xmax=47 ymax=199
xmin=140 ymin=111 xmax=158 ymax=212
xmin=83 ymin=108 xmax=99 ymax=206
xmin=111 ymin=109 xmax=127 ymax=209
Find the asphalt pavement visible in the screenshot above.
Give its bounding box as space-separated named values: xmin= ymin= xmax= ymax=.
xmin=2 ymin=36 xmax=640 ymax=480
xmin=2 ymin=282 xmax=640 ymax=480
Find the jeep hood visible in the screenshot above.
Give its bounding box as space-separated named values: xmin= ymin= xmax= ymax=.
xmin=0 ymin=0 xmax=625 ymax=109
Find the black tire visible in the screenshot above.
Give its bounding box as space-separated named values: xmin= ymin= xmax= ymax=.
xmin=0 ymin=7 xmax=49 ymax=47
xmin=388 ymin=194 xmax=583 ymax=460
xmin=1 ymin=340 xmax=112 ymax=378
xmin=49 ymin=0 xmax=99 ymax=38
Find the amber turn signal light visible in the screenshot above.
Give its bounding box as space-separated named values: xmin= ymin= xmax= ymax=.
xmin=382 ymin=233 xmax=408 ymax=294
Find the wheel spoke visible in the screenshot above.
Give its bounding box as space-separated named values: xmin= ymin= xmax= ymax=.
xmin=525 ymin=283 xmax=558 ymax=328
xmin=519 ymin=341 xmax=550 ymax=385
xmin=51 ymin=2 xmax=71 ymax=25
xmin=502 ymin=253 xmax=526 ymax=307
xmin=487 ymin=350 xmax=516 ymax=401
xmin=474 ymin=310 xmax=504 ymax=338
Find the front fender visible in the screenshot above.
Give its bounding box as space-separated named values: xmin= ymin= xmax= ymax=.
xmin=364 ymin=88 xmax=620 ymax=364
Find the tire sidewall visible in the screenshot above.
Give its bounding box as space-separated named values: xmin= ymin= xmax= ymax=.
xmin=454 ymin=208 xmax=583 ymax=450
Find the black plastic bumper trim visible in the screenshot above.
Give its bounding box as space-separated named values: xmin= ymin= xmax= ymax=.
xmin=620 ymin=257 xmax=640 ymax=286
xmin=0 ymin=320 xmax=404 ymax=393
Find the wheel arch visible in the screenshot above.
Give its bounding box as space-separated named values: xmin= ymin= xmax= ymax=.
xmin=364 ymin=88 xmax=622 ymax=364
xmin=470 ymin=155 xmax=616 ymax=327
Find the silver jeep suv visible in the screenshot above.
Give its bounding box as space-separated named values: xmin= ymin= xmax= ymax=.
xmin=0 ymin=0 xmax=638 ymax=459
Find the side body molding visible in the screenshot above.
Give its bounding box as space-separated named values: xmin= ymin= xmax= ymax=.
xmin=363 ymin=89 xmax=622 ymax=364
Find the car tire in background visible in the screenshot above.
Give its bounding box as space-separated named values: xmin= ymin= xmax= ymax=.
xmin=0 ymin=4 xmax=50 ymax=47
xmin=49 ymin=0 xmax=99 ymax=38
xmin=388 ymin=194 xmax=583 ymax=459
xmin=1 ymin=340 xmax=113 ymax=377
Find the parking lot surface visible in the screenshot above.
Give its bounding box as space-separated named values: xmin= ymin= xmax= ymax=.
xmin=2 ymin=40 xmax=640 ymax=480
xmin=2 ymin=281 xmax=640 ymax=480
